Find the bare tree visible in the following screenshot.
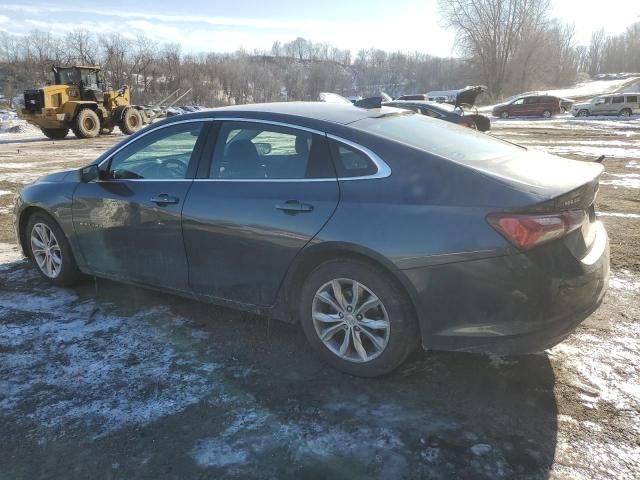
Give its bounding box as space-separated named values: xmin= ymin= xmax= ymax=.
xmin=438 ymin=0 xmax=551 ymax=98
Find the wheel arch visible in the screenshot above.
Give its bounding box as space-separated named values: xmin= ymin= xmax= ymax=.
xmin=280 ymin=242 xmax=421 ymax=328
xmin=17 ymin=205 xmax=58 ymax=257
xmin=64 ymin=101 xmax=99 ymax=122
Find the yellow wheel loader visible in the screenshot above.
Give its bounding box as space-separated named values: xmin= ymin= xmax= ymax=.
xmin=18 ymin=65 xmax=152 ymax=140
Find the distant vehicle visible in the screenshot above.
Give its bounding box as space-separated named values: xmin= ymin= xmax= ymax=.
xmin=17 ymin=65 xmax=152 ymax=139
xmin=492 ymin=95 xmax=562 ymax=118
xmin=559 ymin=97 xmax=574 ymax=112
xmin=398 ymin=86 xmax=487 ymax=107
xmin=571 ymin=93 xmax=640 ymax=117
xmin=385 ymin=100 xmax=491 ymax=131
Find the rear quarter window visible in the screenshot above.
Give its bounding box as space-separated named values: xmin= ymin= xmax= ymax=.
xmin=328 ymin=140 xmax=378 ymax=178
xmin=626 ymin=96 xmax=638 ymax=103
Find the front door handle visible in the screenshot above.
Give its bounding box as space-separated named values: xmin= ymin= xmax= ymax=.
xmin=276 ymin=200 xmax=314 ymax=214
xmin=151 ymin=194 xmax=180 ymax=205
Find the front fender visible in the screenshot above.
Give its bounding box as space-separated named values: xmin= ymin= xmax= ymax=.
xmin=15 ymin=172 xmax=84 ymax=266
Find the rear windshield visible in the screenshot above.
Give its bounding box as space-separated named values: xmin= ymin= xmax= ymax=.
xmin=351 ymin=113 xmax=523 ymax=162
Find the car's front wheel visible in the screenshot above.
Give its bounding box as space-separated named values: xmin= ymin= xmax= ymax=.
xmin=299 ymin=259 xmax=418 ymax=377
xmin=577 ymin=109 xmax=589 ymax=117
xmin=26 ymin=212 xmax=82 ymax=286
xmin=500 ymin=111 xmax=509 ymax=119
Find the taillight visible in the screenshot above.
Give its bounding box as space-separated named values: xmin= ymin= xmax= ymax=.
xmin=487 ymin=210 xmax=586 ymax=250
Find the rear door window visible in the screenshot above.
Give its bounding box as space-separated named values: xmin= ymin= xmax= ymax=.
xmin=612 ymin=97 xmax=625 ymax=104
xmin=210 ymin=121 xmax=335 ymax=179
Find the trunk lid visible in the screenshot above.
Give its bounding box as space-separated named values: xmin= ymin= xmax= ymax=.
xmin=468 ymin=149 xmax=603 ymax=203
xmin=455 ymin=85 xmax=487 ymax=107
xmin=477 ymin=150 xmax=603 ymax=257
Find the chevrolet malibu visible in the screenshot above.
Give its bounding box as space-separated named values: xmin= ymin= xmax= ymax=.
xmin=14 ymin=103 xmax=609 ymax=376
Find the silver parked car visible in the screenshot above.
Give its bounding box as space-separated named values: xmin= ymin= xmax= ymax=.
xmin=572 ymin=93 xmax=640 ymax=117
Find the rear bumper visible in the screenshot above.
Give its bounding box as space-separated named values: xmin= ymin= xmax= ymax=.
xmin=403 ymin=222 xmax=610 ymax=354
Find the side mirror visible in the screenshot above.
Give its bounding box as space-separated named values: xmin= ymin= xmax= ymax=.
xmin=80 ymin=164 xmax=100 ymax=183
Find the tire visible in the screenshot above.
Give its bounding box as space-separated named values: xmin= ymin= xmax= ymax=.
xmin=119 ymin=108 xmax=143 ymax=135
xmin=26 ymin=211 xmax=82 ymax=287
xmin=500 ymin=111 xmax=509 ymax=119
xmin=577 ymin=109 xmax=589 ymax=117
xmin=619 ymin=108 xmax=631 ymax=117
xmin=41 ymin=128 xmax=69 ymax=140
xmin=72 ymin=108 xmax=100 ymax=138
xmin=299 ymin=258 xmax=418 ymax=377
xmin=542 ymin=110 xmax=552 ymax=118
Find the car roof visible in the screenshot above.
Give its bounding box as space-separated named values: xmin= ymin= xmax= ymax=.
xmin=193 ymin=102 xmax=403 ymax=125
xmin=601 ymin=92 xmax=640 ymax=97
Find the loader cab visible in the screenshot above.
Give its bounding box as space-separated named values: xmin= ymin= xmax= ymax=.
xmin=52 ymin=66 xmax=104 ymax=103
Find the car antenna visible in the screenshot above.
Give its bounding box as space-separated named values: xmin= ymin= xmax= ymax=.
xmin=595 ymin=155 xmax=605 ymax=163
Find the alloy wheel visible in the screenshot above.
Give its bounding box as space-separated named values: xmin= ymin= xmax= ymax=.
xmin=312 ymin=278 xmax=390 ymax=363
xmin=30 ymin=222 xmax=62 ymax=278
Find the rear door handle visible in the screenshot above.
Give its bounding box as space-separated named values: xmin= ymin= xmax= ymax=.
xmin=151 ymin=194 xmax=180 ymax=205
xmin=276 ymin=200 xmax=314 ymax=214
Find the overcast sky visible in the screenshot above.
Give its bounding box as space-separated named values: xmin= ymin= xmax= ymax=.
xmin=0 ymin=0 xmax=639 ymax=57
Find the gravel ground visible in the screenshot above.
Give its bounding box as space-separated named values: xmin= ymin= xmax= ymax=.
xmin=0 ymin=119 xmax=639 ymax=479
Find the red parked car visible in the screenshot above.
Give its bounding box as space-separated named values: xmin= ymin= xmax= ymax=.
xmin=492 ymin=95 xmax=562 ymax=119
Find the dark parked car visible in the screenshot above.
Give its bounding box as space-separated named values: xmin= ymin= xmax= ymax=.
xmin=492 ymin=95 xmax=562 ymax=118
xmin=385 ymin=100 xmax=491 ymax=131
xmin=14 ymin=102 xmax=609 ymax=376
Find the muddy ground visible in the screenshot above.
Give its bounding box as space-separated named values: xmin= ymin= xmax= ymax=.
xmin=0 ymin=119 xmax=639 ymax=479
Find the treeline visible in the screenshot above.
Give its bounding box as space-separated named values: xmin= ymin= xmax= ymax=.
xmin=1 ymin=15 xmax=640 ymax=108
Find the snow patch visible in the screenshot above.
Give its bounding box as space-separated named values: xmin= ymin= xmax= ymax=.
xmin=597 ymin=212 xmax=640 ymax=219
xmin=471 ymin=443 xmax=492 ymax=456
xmin=609 ymin=271 xmax=640 ymax=293
xmin=0 ymin=283 xmax=220 ymax=436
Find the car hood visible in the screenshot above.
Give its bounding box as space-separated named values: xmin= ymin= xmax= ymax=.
xmin=465 ymin=149 xmax=603 ymax=200
xmin=34 ymin=169 xmax=77 ymax=184
xmin=491 ymin=102 xmax=509 ymax=110
xmin=572 ymin=102 xmax=591 ymax=109
xmin=455 ymin=86 xmax=487 ymax=107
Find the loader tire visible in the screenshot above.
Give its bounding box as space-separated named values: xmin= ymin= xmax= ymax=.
xmin=119 ymin=108 xmax=143 ymax=135
xmin=41 ymin=128 xmax=69 ymax=140
xmin=72 ymin=109 xmax=101 ymax=138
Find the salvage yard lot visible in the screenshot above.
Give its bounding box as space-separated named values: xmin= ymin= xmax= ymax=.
xmin=1 ymin=117 xmax=639 ymax=479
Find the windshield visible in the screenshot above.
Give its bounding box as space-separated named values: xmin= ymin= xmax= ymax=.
xmin=351 ymin=113 xmax=523 ymax=162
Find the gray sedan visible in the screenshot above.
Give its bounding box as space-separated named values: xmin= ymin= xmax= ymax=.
xmin=14 ymin=102 xmax=609 ymax=376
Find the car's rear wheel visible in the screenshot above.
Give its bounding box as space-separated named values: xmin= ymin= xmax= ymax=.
xmin=500 ymin=111 xmax=509 ymax=119
xmin=619 ymin=108 xmax=631 ymax=117
xmin=577 ymin=109 xmax=589 ymax=117
xmin=542 ymin=109 xmax=552 ymax=118
xmin=299 ymin=259 xmax=418 ymax=377
xmin=26 ymin=212 xmax=82 ymax=287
